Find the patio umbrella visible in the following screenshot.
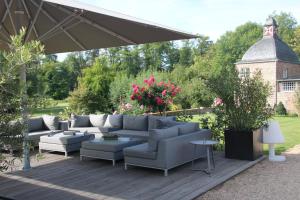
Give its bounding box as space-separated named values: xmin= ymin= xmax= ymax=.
xmin=0 ymin=0 xmax=196 ymax=170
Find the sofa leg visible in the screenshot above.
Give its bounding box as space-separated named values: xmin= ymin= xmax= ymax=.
xmin=65 ymin=152 xmax=68 ymax=157
xmin=124 ymin=163 xmax=128 ymax=170
xmin=164 ymin=169 xmax=168 ymax=176
xmin=112 ymin=160 xmax=116 ymax=166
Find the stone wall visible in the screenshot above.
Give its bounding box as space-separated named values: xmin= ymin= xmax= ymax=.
xmin=236 ymin=61 xmax=300 ymax=113
xmin=236 ymin=61 xmax=277 ymax=106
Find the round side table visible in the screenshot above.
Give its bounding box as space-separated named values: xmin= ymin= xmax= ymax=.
xmin=190 ymin=140 xmax=219 ymax=175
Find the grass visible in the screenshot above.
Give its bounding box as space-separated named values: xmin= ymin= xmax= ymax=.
xmin=190 ymin=115 xmax=300 ymax=154
xmin=31 ymin=100 xmax=69 ymax=117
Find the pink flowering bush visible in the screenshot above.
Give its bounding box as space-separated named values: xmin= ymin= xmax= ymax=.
xmin=130 ymin=75 xmax=180 ymax=114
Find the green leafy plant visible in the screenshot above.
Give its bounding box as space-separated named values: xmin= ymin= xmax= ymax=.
xmin=208 ymin=69 xmax=272 ymax=131
xmin=275 ymin=102 xmax=287 ymax=115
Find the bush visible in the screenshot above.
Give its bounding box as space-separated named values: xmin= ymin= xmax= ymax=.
xmin=208 ymin=69 xmax=272 ymax=131
xmin=199 ymin=113 xmax=224 ymax=150
xmin=275 ymin=102 xmax=287 ymax=115
xmin=69 ymin=57 xmax=114 ymax=114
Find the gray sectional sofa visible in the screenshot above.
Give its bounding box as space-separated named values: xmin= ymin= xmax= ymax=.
xmin=123 ymin=119 xmax=211 ymax=176
xmin=27 ymin=115 xmax=68 ymax=144
xmin=71 ymin=113 xmax=211 ymax=176
xmin=69 ymin=114 xmax=176 ymax=139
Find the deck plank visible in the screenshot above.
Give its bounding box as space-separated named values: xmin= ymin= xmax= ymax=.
xmin=0 ymin=151 xmax=264 ymax=200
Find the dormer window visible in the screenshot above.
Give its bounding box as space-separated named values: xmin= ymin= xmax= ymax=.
xmin=283 ymin=69 xmax=288 ymax=79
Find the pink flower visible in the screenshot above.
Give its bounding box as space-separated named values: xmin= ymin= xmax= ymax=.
xmin=162 ymin=90 xmax=167 ymax=96
xmin=125 ymin=103 xmax=132 ymax=110
xmin=140 ymin=105 xmax=144 ymax=109
xmin=213 ymin=97 xmax=223 ymax=106
xmin=137 ymin=95 xmax=142 ymax=101
xmin=133 ymin=87 xmax=139 ymax=94
xmin=130 ymin=95 xmax=135 ymax=100
xmin=132 ymin=84 xmax=138 ymax=89
xmin=155 ymin=97 xmax=164 ymax=105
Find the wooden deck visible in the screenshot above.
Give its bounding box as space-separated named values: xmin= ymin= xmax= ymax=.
xmin=0 ymin=151 xmax=264 ymax=200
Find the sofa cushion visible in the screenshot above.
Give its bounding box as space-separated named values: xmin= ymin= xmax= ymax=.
xmin=40 ymin=132 xmax=94 ymax=145
xmin=42 ymin=115 xmax=59 ymax=130
xmin=28 ymin=117 xmax=44 ymax=132
xmin=156 ymin=118 xmax=182 ymax=129
xmin=124 ymin=143 xmax=157 ymax=160
xmin=123 ymin=115 xmax=148 ymax=131
xmin=28 ymin=130 xmax=60 ymax=141
xmin=111 ymin=130 xmax=149 ymax=139
xmin=176 ymin=122 xmax=199 ymax=135
xmin=148 ymin=126 xmax=179 ymax=151
xmin=89 ymin=114 xmax=107 ymax=127
xmin=104 ymin=114 xmax=123 ymax=129
xmin=81 ymin=137 xmax=143 ymax=152
xmin=70 ymin=115 xmax=90 ymax=128
xmin=148 ymin=115 xmax=177 ymax=130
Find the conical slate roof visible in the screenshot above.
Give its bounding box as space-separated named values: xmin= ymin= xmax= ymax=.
xmin=237 ymin=18 xmax=300 ymax=64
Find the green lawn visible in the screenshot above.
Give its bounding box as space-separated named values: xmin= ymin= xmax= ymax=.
xmin=190 ymin=115 xmax=300 ymax=154
xmin=272 ymin=116 xmax=300 ymax=153
xmin=31 ymin=100 xmax=69 ymax=117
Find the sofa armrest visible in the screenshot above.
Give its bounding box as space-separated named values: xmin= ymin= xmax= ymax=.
xmin=158 ymin=129 xmax=212 ymax=168
xmin=59 ymin=121 xmax=69 ymax=131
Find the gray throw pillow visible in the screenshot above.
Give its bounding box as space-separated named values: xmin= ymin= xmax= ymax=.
xmin=104 ymin=114 xmax=123 ymax=128
xmin=156 ymin=118 xmax=182 ymax=129
xmin=70 ymin=115 xmax=90 ymax=128
xmin=42 ymin=115 xmax=59 ymax=130
xmin=148 ymin=126 xmax=179 ymax=151
xmin=89 ymin=114 xmax=107 ymax=127
xmin=123 ymin=115 xmax=148 ymax=131
xmin=148 ymin=115 xmax=177 ymax=130
xmin=28 ymin=117 xmax=44 ymax=132
xmin=176 ymin=122 xmax=199 ymax=135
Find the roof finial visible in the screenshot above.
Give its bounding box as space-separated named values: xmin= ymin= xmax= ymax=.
xmin=264 ymin=17 xmax=278 ymax=37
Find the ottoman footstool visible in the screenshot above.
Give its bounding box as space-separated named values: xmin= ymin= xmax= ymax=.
xmin=39 ymin=132 xmax=94 ymax=157
xmin=80 ymin=137 xmax=145 ymax=166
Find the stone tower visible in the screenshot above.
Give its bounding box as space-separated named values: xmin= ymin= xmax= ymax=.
xmin=236 ymin=17 xmax=300 ymax=113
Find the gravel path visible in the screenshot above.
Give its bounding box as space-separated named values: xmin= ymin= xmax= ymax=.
xmin=197 ymin=145 xmax=300 ymax=200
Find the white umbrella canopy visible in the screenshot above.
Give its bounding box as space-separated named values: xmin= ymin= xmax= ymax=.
xmin=0 ymin=0 xmax=196 ymax=54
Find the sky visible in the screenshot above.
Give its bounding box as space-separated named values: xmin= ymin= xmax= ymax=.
xmin=57 ymin=0 xmax=300 ymax=61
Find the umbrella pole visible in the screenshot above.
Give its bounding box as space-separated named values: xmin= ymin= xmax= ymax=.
xmin=20 ymin=64 xmax=31 ymax=171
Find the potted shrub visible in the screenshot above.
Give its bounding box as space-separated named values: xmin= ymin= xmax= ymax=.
xmin=209 ymin=70 xmax=272 ymax=161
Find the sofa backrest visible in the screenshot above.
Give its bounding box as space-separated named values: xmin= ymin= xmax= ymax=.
xmin=148 ymin=126 xmax=179 ymax=151
xmin=175 ymin=122 xmax=199 ymax=135
xmin=28 ymin=117 xmax=44 ymax=132
xmin=148 ymin=115 xmax=176 ymax=131
xmin=155 ymin=117 xmax=199 ymax=135
xmin=123 ymin=115 xmax=148 ymax=131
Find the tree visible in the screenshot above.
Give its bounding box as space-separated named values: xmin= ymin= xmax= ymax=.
xmin=271 ymin=12 xmax=297 ymax=47
xmin=1 ymin=28 xmax=44 ymax=170
xmin=69 ymin=57 xmax=114 ymax=113
xmin=42 ymin=62 xmax=71 ymax=100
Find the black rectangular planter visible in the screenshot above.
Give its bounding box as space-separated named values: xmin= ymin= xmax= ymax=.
xmin=225 ymin=128 xmax=263 ymax=161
